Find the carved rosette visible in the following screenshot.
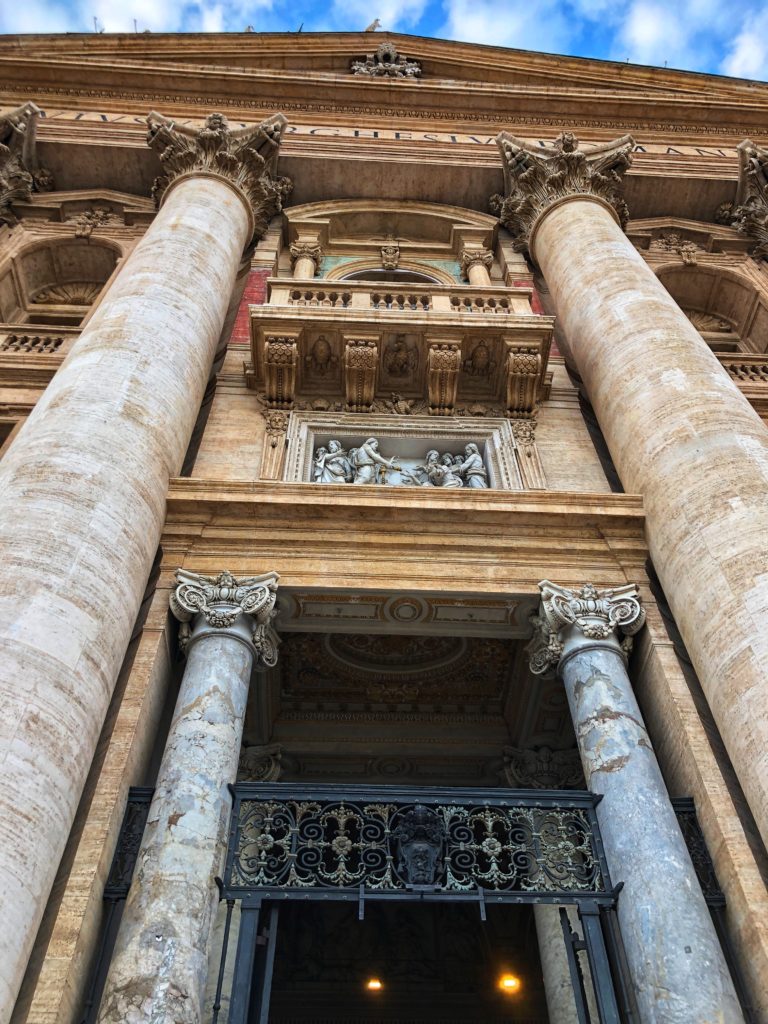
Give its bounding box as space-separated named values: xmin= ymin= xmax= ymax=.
xmin=491 ymin=131 xmax=634 ymax=255
xmin=731 ymin=139 xmax=768 ymax=260
xmin=290 ymin=240 xmax=323 ymax=271
xmin=459 ymin=247 xmax=493 ymax=281
xmin=0 ymin=102 xmax=54 ymax=226
xmin=427 ymin=341 xmax=461 ymax=415
xmin=502 ymin=744 xmax=584 ymax=789
xmin=527 ymin=581 xmax=645 ymax=675
xmin=146 ymin=111 xmax=292 ymax=244
xmin=171 ymin=568 xmax=280 ymax=666
xmin=344 ymin=337 xmax=379 ymax=411
xmin=264 ymin=335 xmax=299 ymax=409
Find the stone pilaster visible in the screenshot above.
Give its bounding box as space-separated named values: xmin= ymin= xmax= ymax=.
xmin=528 ymin=582 xmax=742 ymax=1023
xmin=0 ymin=112 xmax=289 ymax=1019
xmin=98 ymin=570 xmax=279 ymax=1024
xmin=0 ymin=102 xmax=53 ymax=225
xmin=730 ymin=139 xmax=768 ymax=259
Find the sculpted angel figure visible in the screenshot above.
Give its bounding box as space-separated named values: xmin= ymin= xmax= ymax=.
xmin=456 ymin=443 xmax=489 ymax=488
xmin=313 ymin=439 xmax=352 ymax=484
xmin=352 ymin=437 xmax=399 ymax=485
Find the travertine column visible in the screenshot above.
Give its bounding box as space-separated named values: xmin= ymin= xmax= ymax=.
xmin=495 ymin=131 xmax=768 ymax=853
xmin=0 ymin=113 xmax=289 ymax=1020
xmin=460 ymin=246 xmax=493 ymax=286
xmin=98 ymin=570 xmax=279 ymax=1024
xmin=529 ymin=581 xmax=742 ymax=1023
xmin=290 ymin=239 xmax=322 ymax=278
xmin=534 ymin=905 xmax=596 ymax=1024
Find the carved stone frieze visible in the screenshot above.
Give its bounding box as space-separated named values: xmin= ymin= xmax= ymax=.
xmin=427 ymin=341 xmax=461 ymax=415
xmin=264 ymin=334 xmax=299 ymax=408
xmin=492 ymin=131 xmax=634 ymax=254
xmin=0 ymin=102 xmax=53 ymax=226
xmin=238 ymin=743 xmax=283 ymax=782
xmin=459 ymin=247 xmax=493 ymax=281
xmin=344 ymin=336 xmax=378 ymax=412
xmin=290 ymin=239 xmax=322 ymax=271
xmin=502 ymin=744 xmax=584 ymax=789
xmin=350 ymin=41 xmax=422 ymax=79
xmin=650 ymin=231 xmax=701 ymax=265
xmin=171 ymin=568 xmax=280 ymax=665
xmin=146 ymin=111 xmax=292 ymax=243
xmin=527 ymin=581 xmax=646 ymax=676
xmin=68 ymin=204 xmax=121 ymax=239
xmin=731 ymin=139 xmax=768 ymax=260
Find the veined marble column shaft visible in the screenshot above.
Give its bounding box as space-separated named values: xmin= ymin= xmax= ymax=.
xmin=495 ymin=130 xmax=768 ymax=852
xmin=0 ymin=112 xmax=288 ymax=1021
xmin=98 ymin=570 xmax=279 ymax=1024
xmin=529 ymin=582 xmax=742 ymax=1023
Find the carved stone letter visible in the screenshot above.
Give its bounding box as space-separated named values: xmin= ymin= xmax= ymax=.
xmin=427 ymin=341 xmax=462 ymax=416
xmin=492 ymin=131 xmax=634 ymax=256
xmin=264 ymin=335 xmax=298 ymax=408
xmin=344 ymin=336 xmax=379 ymax=412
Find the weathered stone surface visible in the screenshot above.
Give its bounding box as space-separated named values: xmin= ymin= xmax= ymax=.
xmin=0 ymin=174 xmax=251 ymax=1020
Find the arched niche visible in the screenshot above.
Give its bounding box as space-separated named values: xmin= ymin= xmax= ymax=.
xmin=656 ymin=264 xmax=768 ymax=354
xmin=0 ymin=237 xmax=120 ymax=326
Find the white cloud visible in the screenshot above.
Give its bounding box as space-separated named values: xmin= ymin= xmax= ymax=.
xmin=617 ymin=1 xmax=690 ymax=65
xmin=327 ymin=0 xmax=429 ymax=31
xmin=0 ymin=0 xmax=78 ymax=33
xmin=438 ymin=0 xmax=575 ymax=53
xmin=721 ymin=9 xmax=768 ymax=80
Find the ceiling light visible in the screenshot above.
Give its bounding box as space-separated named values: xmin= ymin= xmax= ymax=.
xmin=498 ymin=972 xmax=521 ymax=995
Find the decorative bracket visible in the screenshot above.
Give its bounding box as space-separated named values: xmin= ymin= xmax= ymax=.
xmin=264 ymin=334 xmax=299 ymax=408
xmin=344 ymin=335 xmax=379 ymax=412
xmin=427 ymin=340 xmax=462 ymax=415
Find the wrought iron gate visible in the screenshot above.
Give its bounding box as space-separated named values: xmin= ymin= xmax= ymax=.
xmin=214 ymin=783 xmax=633 ymax=1024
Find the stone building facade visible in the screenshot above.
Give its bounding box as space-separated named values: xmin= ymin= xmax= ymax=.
xmin=0 ymin=28 xmax=767 ymax=1024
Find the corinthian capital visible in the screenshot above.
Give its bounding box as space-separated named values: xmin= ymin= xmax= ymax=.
xmin=527 ymin=581 xmax=645 ymax=676
xmin=491 ymin=131 xmax=634 ymax=256
xmin=730 ymin=140 xmax=768 ymax=260
xmin=0 ymin=102 xmax=54 ymax=226
xmin=171 ymin=568 xmax=280 ymax=665
xmin=146 ymin=111 xmax=292 ymax=244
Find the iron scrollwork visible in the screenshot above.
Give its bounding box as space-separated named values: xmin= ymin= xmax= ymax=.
xmin=224 ymin=784 xmax=608 ymax=900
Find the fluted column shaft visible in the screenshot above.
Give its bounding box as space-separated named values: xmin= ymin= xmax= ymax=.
xmin=530 ymin=582 xmax=741 ymax=1022
xmin=98 ymin=570 xmax=278 ymax=1024
xmin=533 ymin=196 xmax=768 ymax=852
xmin=0 ymin=174 xmax=252 ymax=1020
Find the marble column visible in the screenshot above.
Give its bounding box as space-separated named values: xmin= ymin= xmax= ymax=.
xmin=290 ymin=239 xmax=322 ymax=278
xmin=460 ymin=246 xmax=493 ymax=286
xmin=528 ymin=581 xmax=742 ymax=1023
xmin=0 ymin=113 xmax=289 ymax=1021
xmin=98 ymin=569 xmax=279 ymax=1024
xmin=494 ymin=131 xmax=768 ymax=854
xmin=534 ymin=904 xmax=598 ymax=1024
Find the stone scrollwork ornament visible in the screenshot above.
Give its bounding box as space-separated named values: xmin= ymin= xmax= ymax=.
xmin=502 ymin=744 xmax=584 ymax=790
xmin=527 ymin=581 xmax=645 ymax=675
xmin=491 ymin=131 xmax=634 ymax=255
xmin=238 ymin=743 xmax=283 ymax=782
xmin=731 ymin=139 xmax=768 ymax=260
xmin=146 ymin=111 xmax=292 ymax=244
xmin=171 ymin=568 xmax=280 ymax=666
xmin=351 ymin=41 xmax=422 ymax=79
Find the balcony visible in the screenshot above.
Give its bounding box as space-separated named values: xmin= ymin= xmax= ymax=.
xmin=719 ymin=354 xmax=768 ymax=416
xmin=0 ymin=323 xmax=79 ymax=386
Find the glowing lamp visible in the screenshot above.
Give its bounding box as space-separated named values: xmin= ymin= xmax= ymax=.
xmin=365 ymin=978 xmax=383 ymax=992
xmin=498 ymin=972 xmax=522 ymax=995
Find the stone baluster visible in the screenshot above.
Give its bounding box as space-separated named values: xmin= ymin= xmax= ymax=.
xmin=460 ymin=246 xmax=493 ymax=286
xmin=528 ymin=581 xmax=742 ymax=1022
xmin=0 ymin=112 xmax=289 ymax=1020
xmin=494 ymin=130 xmax=768 ymax=857
xmin=290 ymin=238 xmax=322 ymax=278
xmin=97 ymin=570 xmax=279 ymax=1024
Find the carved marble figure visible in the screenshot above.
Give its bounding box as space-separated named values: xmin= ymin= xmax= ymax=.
xmin=456 ymin=443 xmax=489 ymax=488
xmin=313 ymin=439 xmax=352 ymax=484
xmin=351 ymin=437 xmax=400 ymax=484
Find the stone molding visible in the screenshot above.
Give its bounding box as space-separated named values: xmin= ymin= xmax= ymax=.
xmin=460 ymin=247 xmax=493 ymax=280
xmin=146 ymin=111 xmax=292 ymax=244
xmin=0 ymin=102 xmax=53 ymax=225
xmin=492 ymin=131 xmax=634 ymax=257
xmin=527 ymin=581 xmax=645 ymax=675
xmin=730 ymin=139 xmax=768 ymax=260
xmin=170 ymin=568 xmax=280 ymax=664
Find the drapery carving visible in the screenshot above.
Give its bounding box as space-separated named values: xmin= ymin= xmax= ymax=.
xmin=0 ymin=102 xmax=53 ymax=225
xmin=731 ymin=139 xmax=768 ymax=260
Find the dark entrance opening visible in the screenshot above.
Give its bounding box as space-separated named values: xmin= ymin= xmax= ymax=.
xmin=266 ymin=901 xmax=548 ymax=1023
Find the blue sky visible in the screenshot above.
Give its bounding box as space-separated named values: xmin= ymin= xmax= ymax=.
xmin=1 ymin=0 xmax=766 ymax=80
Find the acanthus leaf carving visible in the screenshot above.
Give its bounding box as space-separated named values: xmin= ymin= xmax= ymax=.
xmin=505 ymin=341 xmax=542 ymax=416
xmin=527 ymin=581 xmax=645 ymax=676
xmin=459 ymin=247 xmax=493 ymax=281
xmin=351 ymin=41 xmax=422 ymax=79
xmin=290 ymin=240 xmax=323 ymax=271
xmin=344 ymin=336 xmax=379 ymax=412
xmin=492 ymin=131 xmax=634 ymax=255
xmin=264 ymin=334 xmax=299 ymax=409
xmin=0 ymin=102 xmax=54 ymax=227
xmin=427 ymin=340 xmax=461 ymax=415
xmin=146 ymin=111 xmax=292 ymax=245
xmin=238 ymin=743 xmax=283 ymax=782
